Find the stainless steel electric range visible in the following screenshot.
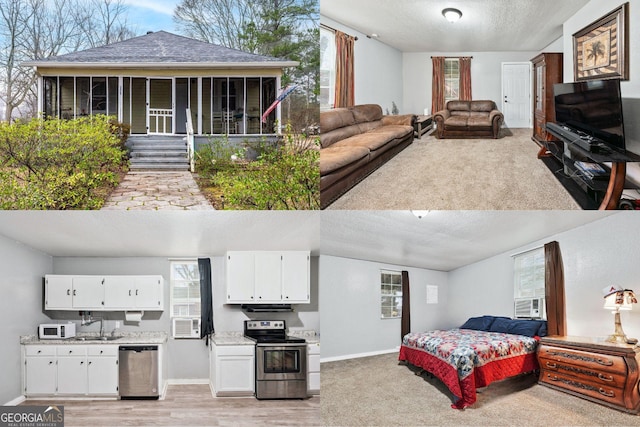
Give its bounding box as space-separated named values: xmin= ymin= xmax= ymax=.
xmin=244 ymin=320 xmax=307 ymax=399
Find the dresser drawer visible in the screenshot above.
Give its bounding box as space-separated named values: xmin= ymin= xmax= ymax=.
xmin=538 ymin=345 xmax=627 ymax=374
xmin=540 ymin=369 xmax=625 ymax=407
xmin=539 ymin=356 xmax=627 ymax=388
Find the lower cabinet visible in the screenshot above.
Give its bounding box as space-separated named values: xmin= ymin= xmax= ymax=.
xmin=23 ymin=345 xmax=119 ymax=397
xmin=308 ymin=342 xmax=320 ymax=395
xmin=210 ymin=343 xmax=255 ymax=396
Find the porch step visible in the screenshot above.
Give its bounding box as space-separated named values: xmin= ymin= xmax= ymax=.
xmin=127 ymin=136 xmax=190 ymax=171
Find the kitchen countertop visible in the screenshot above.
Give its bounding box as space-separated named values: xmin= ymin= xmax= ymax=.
xmin=290 ymin=330 xmax=320 ymax=345
xmin=211 ymin=332 xmax=255 ymax=346
xmin=21 ymin=331 xmax=168 ymax=345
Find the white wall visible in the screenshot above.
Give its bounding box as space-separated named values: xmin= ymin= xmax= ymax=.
xmin=319 ymin=255 xmax=448 ymax=360
xmin=402 ymin=51 xmax=538 ymax=115
xmin=0 ymin=234 xmax=53 ymax=404
xmin=321 ymin=16 xmax=405 ymax=113
xmin=563 ymin=0 xmax=640 ymax=159
xmin=52 ymin=255 xmax=320 ymax=380
xmin=448 ymin=212 xmax=640 ymax=340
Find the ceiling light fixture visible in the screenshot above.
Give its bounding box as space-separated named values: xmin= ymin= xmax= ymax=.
xmin=442 ymin=8 xmax=462 ymax=23
xmin=411 ymin=210 xmax=430 ymax=219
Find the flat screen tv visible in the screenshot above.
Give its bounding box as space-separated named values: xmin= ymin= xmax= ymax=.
xmin=553 ymin=79 xmax=625 ymax=151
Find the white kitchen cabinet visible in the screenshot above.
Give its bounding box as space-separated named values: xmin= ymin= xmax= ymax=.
xmin=45 ymin=274 xmax=163 ymax=311
xmin=308 ymin=342 xmax=320 ymax=395
xmin=103 ymin=276 xmax=163 ymax=310
xmin=254 ymin=252 xmax=283 ymax=302
xmin=282 ymin=252 xmax=310 ymax=303
xmin=226 ymin=252 xmax=256 ymax=302
xmin=210 ymin=343 xmax=255 ymax=396
xmin=24 ymin=346 xmax=57 ymax=395
xmin=87 ymin=346 xmax=119 ymax=395
xmin=226 ymin=251 xmax=310 ymax=304
xmin=23 ymin=344 xmax=119 ymax=397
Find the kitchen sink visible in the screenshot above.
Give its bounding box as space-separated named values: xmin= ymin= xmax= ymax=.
xmin=74 ymin=336 xmax=123 ymax=341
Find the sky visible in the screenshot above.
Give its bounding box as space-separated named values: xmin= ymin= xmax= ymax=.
xmin=121 ymin=0 xmax=180 ymax=34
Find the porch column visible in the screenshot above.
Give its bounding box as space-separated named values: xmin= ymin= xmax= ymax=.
xmin=37 ymin=75 xmax=43 ymax=116
xmin=118 ymin=76 xmax=123 ymax=123
xmin=276 ymin=75 xmax=282 ymax=134
xmin=197 ymin=77 xmax=202 ymax=135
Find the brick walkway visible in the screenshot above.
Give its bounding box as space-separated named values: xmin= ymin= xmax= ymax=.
xmin=101 ymin=172 xmax=213 ymax=210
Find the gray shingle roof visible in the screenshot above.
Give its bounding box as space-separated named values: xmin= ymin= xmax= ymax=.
xmin=29 ymin=31 xmax=296 ymax=67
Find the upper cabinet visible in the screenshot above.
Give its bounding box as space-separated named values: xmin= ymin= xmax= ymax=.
xmin=226 ymin=251 xmax=310 ymax=304
xmin=45 ymin=275 xmax=164 ymax=311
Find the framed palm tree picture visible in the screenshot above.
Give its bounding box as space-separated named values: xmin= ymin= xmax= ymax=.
xmin=573 ymin=3 xmax=628 ymax=81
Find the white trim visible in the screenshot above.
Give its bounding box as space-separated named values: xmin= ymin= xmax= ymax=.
xmin=166 ymin=379 xmax=210 ymax=385
xmin=276 ymin=75 xmax=281 ymax=133
xmin=3 ymin=395 xmax=26 ymax=406
xmin=25 ymin=61 xmax=298 ymax=69
xmin=320 ymin=347 xmax=399 ymax=363
xmin=197 ymin=77 xmax=202 ymax=135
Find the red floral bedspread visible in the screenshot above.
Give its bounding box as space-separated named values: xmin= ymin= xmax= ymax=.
xmin=399 ymin=329 xmax=539 ymax=409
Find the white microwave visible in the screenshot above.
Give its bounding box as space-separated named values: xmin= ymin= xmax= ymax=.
xmin=39 ymin=323 xmax=76 ymax=339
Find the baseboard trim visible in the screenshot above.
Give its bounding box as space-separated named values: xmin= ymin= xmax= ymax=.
xmin=3 ymin=396 xmax=26 ymax=406
xmin=165 ymin=379 xmax=210 ymax=385
xmin=320 ymin=347 xmax=399 ymax=363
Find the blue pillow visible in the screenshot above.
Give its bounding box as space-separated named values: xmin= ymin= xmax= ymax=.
xmin=460 ymin=316 xmax=494 ymax=331
xmin=488 ymin=317 xmax=512 ymax=333
xmin=505 ymin=319 xmax=541 ymax=337
xmin=537 ymin=321 xmax=548 ymax=337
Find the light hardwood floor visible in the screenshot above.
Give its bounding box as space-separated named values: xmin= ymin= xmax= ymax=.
xmin=23 ymin=385 xmax=321 ymax=426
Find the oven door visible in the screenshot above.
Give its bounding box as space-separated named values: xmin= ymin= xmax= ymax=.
xmin=256 ymin=343 xmax=307 ymax=381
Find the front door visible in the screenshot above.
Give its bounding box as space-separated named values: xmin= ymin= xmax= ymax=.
xmin=148 ymin=78 xmax=173 ymax=134
xmin=501 ymin=62 xmax=531 ymax=128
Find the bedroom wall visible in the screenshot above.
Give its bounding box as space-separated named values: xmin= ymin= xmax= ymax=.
xmin=0 ymin=233 xmax=53 ymax=404
xmin=447 ymin=212 xmax=640 ymax=341
xmin=320 ymin=16 xmax=405 ymax=113
xmin=319 ymin=255 xmax=448 ymax=361
xmin=402 ymin=51 xmax=538 ymax=117
xmin=562 ymin=0 xmax=640 ymax=171
xmin=53 ymin=256 xmax=320 ymax=380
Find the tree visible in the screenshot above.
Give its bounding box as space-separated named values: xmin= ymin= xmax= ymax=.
xmin=75 ymin=0 xmax=135 ymax=48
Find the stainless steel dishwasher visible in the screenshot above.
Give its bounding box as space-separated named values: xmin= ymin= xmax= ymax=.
xmin=119 ymin=345 xmax=159 ymax=399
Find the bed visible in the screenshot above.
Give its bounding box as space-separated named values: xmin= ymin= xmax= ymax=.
xmin=399 ymin=316 xmax=546 ymax=409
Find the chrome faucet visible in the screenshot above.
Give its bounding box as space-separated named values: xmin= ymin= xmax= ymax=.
xmin=80 ymin=312 xmax=104 ymax=337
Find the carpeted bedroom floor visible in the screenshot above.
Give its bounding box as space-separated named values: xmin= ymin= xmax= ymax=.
xmin=327 ymin=128 xmax=581 ymax=210
xmin=321 ymin=352 xmax=640 ymax=426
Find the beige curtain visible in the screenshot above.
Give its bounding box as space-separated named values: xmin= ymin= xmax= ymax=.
xmin=401 ymin=271 xmax=410 ymax=340
xmin=544 ymin=241 xmax=566 ymax=336
xmin=459 ymin=57 xmax=472 ymax=101
xmin=431 ymin=56 xmax=445 ymax=114
xmin=334 ymin=31 xmax=355 ymax=108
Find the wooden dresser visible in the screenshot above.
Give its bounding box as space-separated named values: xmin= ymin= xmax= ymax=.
xmin=531 ymin=53 xmax=563 ymax=147
xmin=538 ymin=336 xmax=640 ymax=414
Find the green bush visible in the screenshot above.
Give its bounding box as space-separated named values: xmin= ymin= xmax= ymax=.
xmin=0 ymin=115 xmax=128 ymax=209
xmin=214 ymin=135 xmax=320 ymax=210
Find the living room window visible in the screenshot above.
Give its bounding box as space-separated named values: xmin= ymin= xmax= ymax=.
xmin=170 ymin=260 xmax=201 ymax=318
xmin=513 ymin=248 xmax=545 ymax=298
xmin=320 ymin=27 xmax=336 ymax=111
xmin=444 ymin=58 xmax=460 ymax=104
xmin=381 ymin=270 xmax=402 ymax=319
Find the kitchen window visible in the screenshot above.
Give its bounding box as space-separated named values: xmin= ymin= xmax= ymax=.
xmin=381 ymin=270 xmax=402 ymax=319
xmin=170 ymin=260 xmax=201 ymax=318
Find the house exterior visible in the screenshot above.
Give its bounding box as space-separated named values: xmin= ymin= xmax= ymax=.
xmin=24 ymin=31 xmax=298 ymax=136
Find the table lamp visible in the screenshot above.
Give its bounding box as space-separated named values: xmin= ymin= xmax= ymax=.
xmin=603 ymin=286 xmax=637 ymax=344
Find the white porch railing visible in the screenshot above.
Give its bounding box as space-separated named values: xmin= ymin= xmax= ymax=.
xmin=185 ymin=108 xmax=195 ymax=172
xmin=149 ymin=108 xmax=173 ymax=134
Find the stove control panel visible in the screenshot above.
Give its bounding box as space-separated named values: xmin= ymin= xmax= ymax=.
xmin=245 ymin=320 xmax=286 ymax=330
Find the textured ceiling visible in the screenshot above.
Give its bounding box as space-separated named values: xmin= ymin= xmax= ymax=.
xmin=320 ymin=210 xmax=617 ymax=271
xmin=0 ymin=211 xmax=617 ymax=271
xmin=321 ymin=0 xmax=590 ymax=52
xmin=0 ymin=211 xmax=320 ymax=257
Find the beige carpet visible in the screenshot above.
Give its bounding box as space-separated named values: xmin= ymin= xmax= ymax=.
xmin=321 ymin=353 xmax=640 ymax=426
xmin=328 ymin=129 xmax=580 ymax=210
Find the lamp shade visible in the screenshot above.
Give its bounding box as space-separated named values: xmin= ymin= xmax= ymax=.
xmin=603 ymin=289 xmax=637 ymax=310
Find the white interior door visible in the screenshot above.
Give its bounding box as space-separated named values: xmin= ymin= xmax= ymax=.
xmin=502 ymin=62 xmax=531 ymax=128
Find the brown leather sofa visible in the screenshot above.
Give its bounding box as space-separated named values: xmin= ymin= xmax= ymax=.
xmin=320 ymin=104 xmax=415 ymax=208
xmin=434 ymin=100 xmax=503 ymax=139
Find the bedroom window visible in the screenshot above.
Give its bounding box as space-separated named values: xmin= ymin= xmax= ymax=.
xmin=444 ymin=58 xmax=460 ymax=104
xmin=513 ymin=248 xmax=545 ymax=298
xmin=170 ymin=260 xmax=201 ymax=318
xmin=381 ymin=270 xmax=402 ymax=318
xmin=320 ymin=27 xmax=336 ymax=111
